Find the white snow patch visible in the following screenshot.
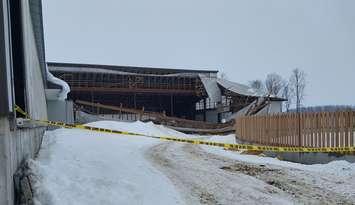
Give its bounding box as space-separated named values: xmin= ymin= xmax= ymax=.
xmin=86 ymin=120 xmax=190 ymax=138
xmin=202 ymin=134 xmax=237 ymax=144
xmin=32 ymin=121 xmax=185 ymax=205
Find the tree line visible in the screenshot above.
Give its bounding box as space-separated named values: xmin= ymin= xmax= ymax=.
xmin=288 ymin=105 xmax=355 ymax=113
xmin=249 ymin=68 xmax=306 ymax=112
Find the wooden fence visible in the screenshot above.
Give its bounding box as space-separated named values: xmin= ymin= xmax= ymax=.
xmin=235 ymin=111 xmax=355 ymax=148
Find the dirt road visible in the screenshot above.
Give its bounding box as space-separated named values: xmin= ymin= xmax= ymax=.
xmin=147 ymin=142 xmax=355 ymax=205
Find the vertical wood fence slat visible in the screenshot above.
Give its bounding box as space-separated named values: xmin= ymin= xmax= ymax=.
xmin=329 ymin=112 xmax=332 ymax=147
xmin=317 ymin=113 xmax=320 ymax=147
xmin=340 ymin=112 xmax=344 ymax=147
xmin=303 ymin=113 xmax=306 ymax=147
xmin=350 ymin=111 xmax=354 ymax=146
xmin=320 ymin=112 xmax=325 ymax=147
xmin=335 ymin=112 xmax=339 ymax=147
xmin=346 ymin=111 xmax=350 ymax=147
xmin=331 ymin=112 xmax=335 ymax=147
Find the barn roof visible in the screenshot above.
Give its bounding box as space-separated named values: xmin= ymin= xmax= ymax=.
xmin=47 ymin=62 xmax=218 ymax=76
xmin=217 ymin=78 xmax=261 ymax=97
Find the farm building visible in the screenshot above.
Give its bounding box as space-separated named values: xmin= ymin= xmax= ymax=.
xmin=48 ymin=62 xmax=284 ymax=123
xmin=1 ymin=0 xmax=47 ymax=204
xmin=0 ymin=1 xmax=71 ymax=204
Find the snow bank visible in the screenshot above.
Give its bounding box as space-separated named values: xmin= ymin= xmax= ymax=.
xmin=86 ymin=120 xmax=191 ymax=138
xmin=32 ymin=125 xmax=184 ymax=205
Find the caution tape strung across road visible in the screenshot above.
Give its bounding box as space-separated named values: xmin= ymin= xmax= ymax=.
xmin=15 ymin=105 xmax=355 ymax=153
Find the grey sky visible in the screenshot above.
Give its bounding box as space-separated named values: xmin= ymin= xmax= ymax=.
xmin=42 ymin=0 xmax=355 ymax=107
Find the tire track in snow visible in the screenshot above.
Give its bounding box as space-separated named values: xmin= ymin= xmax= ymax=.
xmin=146 ymin=142 xmax=292 ymax=205
xmin=146 ymin=142 xmax=355 ymax=205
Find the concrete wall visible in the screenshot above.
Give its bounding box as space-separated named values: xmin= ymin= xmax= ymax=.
xmin=266 ymin=152 xmax=355 ymax=165
xmin=0 ymin=1 xmax=48 ymax=204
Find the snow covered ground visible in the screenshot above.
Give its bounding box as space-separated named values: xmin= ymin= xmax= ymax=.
xmin=30 ymin=121 xmax=184 ymax=205
xmin=30 ymin=121 xmax=355 ymax=205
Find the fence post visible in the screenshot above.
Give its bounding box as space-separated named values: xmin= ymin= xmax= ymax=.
xmin=350 ymin=111 xmax=354 ymax=146
xmin=345 ymin=111 xmax=349 ymax=147
xmin=298 ymin=111 xmax=301 ymax=147
xmin=340 ymin=111 xmax=345 ymax=147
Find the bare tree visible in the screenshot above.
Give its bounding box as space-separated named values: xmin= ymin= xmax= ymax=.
xmin=249 ymin=80 xmax=265 ymax=94
xmin=282 ymin=82 xmax=292 ymax=112
xmin=289 ymin=68 xmax=306 ymax=112
xmin=265 ymin=73 xmax=283 ymax=96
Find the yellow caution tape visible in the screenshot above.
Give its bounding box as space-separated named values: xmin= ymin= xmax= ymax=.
xmin=15 ymin=105 xmax=30 ymax=119
xmin=15 ymin=105 xmax=355 ymax=153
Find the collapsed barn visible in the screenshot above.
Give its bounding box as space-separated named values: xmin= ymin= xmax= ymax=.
xmin=48 ymin=62 xmax=283 ymax=124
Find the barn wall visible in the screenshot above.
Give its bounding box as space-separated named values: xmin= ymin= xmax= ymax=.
xmin=255 ymin=101 xmax=282 ymax=116
xmin=21 ymin=0 xmax=47 ymax=120
xmin=0 ymin=0 xmax=48 ymax=204
xmin=0 ymin=119 xmax=46 ymax=205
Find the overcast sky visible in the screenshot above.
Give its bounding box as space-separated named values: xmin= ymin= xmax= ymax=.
xmin=42 ymin=0 xmax=355 ymax=107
